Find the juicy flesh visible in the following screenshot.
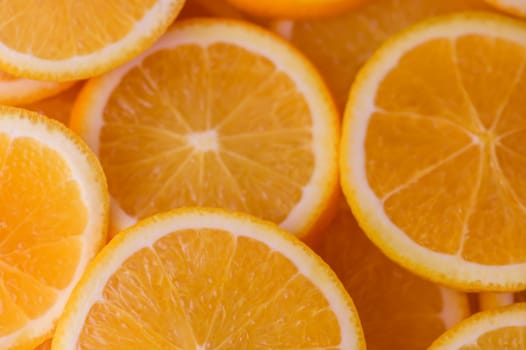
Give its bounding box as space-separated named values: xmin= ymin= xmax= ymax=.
xmin=100 ymin=43 xmax=314 ymax=224
xmin=78 ymin=229 xmax=342 ymax=349
xmin=366 ymin=35 xmax=526 ymax=264
xmin=0 ymin=133 xmax=87 ymax=334
xmin=459 ymin=326 xmax=526 ymax=349
xmin=0 ymin=0 xmax=157 ymax=60
xmin=318 ymin=198 xmax=461 ymax=350
xmin=24 ymin=83 xmax=83 ymax=125
xmin=285 ymin=0 xmax=491 ymax=110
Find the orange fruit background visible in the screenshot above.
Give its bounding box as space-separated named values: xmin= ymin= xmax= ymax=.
xmin=0 ymin=0 xmax=522 ymax=349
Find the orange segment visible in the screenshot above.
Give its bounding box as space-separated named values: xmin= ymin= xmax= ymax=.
xmin=341 ymin=12 xmax=526 ymax=290
xmin=364 ymin=112 xmax=474 ymax=198
xmin=1 ymin=267 xmax=58 ymax=321
xmin=0 ymin=281 xmax=29 ymax=336
xmin=382 ymin=146 xmax=480 ymax=255
xmin=373 ymin=39 xmax=480 ymax=130
xmin=71 ymin=19 xmax=339 ymax=242
xmin=429 ymin=303 xmax=526 ymax=349
xmin=317 ymin=196 xmax=470 ymax=350
xmin=0 ymin=237 xmax=82 ymax=290
xmin=273 ymin=0 xmax=493 ymax=110
xmin=0 ymin=107 xmax=108 ymax=349
xmin=0 ymin=0 xmax=185 ymax=80
xmin=22 ymin=83 xmax=84 ymax=125
xmin=53 ymin=208 xmax=365 ymax=349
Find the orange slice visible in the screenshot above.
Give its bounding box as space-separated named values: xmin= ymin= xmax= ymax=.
xmin=317 ymin=195 xmax=470 ymax=350
xmin=70 ymin=19 xmax=339 ymax=243
xmin=0 ymin=0 xmax=185 ymax=81
xmin=273 ymin=0 xmax=493 ymax=110
xmin=53 ymin=208 xmax=365 ymax=349
xmin=225 ymin=0 xmax=368 ymax=19
xmin=341 ymin=12 xmax=526 ymax=291
xmin=23 ymin=83 xmax=84 ymax=125
xmin=0 ymin=107 xmax=108 ymax=349
xmin=485 ymin=0 xmax=526 ymax=17
xmin=0 ymin=71 xmax=74 ymax=106
xmin=429 ymin=303 xmax=526 ymax=349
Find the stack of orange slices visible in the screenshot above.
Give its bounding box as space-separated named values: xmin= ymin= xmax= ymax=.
xmin=0 ymin=0 xmax=526 ymax=349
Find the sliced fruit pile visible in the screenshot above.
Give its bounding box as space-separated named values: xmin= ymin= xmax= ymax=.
xmin=1 ymin=0 xmax=526 ymax=349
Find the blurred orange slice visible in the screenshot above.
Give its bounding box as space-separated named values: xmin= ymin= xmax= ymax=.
xmin=53 ymin=208 xmax=365 ymax=349
xmin=0 ymin=107 xmax=108 ymax=349
xmin=317 ymin=196 xmax=470 ymax=350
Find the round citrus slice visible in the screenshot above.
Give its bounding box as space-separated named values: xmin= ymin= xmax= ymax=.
xmin=273 ymin=0 xmax=493 ymax=110
xmin=70 ymin=19 xmax=339 ymax=243
xmin=317 ymin=195 xmax=471 ymax=349
xmin=0 ymin=106 xmax=108 ymax=349
xmin=0 ymin=0 xmax=185 ymax=81
xmin=429 ymin=303 xmax=526 ymax=349
xmin=23 ymin=83 xmax=84 ymax=125
xmin=485 ymin=0 xmax=526 ymax=17
xmin=0 ymin=71 xmax=74 ymax=106
xmin=52 ymin=208 xmax=365 ymax=349
xmin=341 ymin=12 xmax=526 ymax=291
